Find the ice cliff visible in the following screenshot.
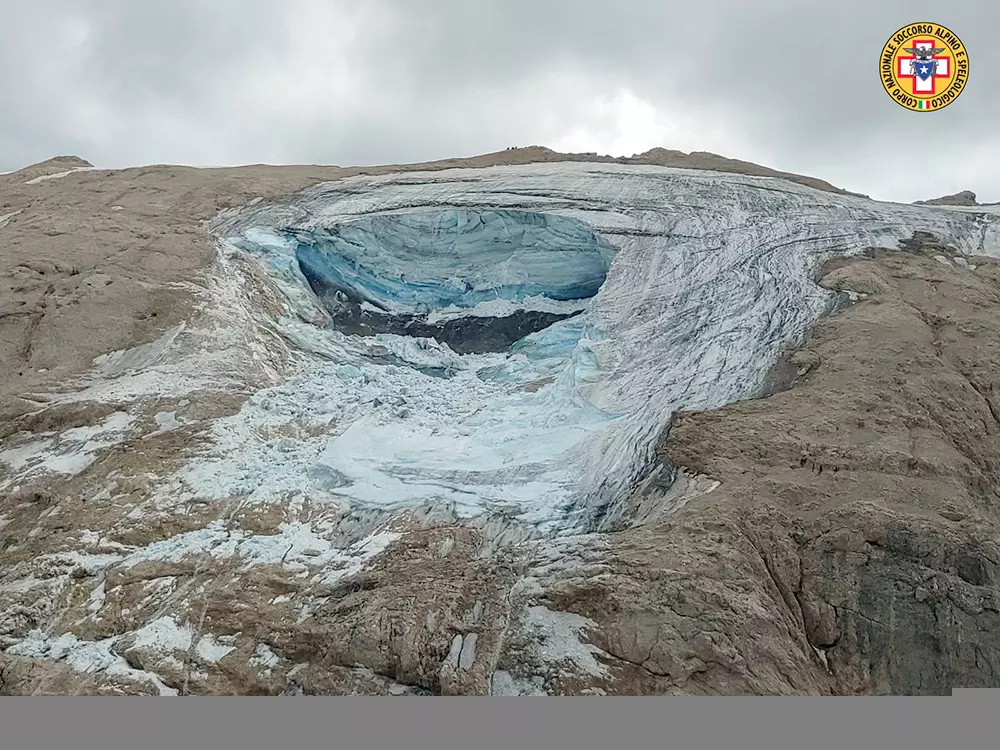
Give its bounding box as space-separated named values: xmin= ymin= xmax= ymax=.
xmin=192 ymin=163 xmax=998 ymax=542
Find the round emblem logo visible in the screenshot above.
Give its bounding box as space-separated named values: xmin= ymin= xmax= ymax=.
xmin=879 ymin=22 xmax=969 ymax=111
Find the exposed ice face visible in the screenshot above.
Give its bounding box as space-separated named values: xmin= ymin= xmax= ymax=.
xmin=200 ymin=206 xmax=626 ymax=539
xmin=286 ymin=209 xmax=616 ymax=316
xmin=198 ymin=162 xmax=996 ymax=539
xmin=233 ymin=210 xmax=615 ymax=357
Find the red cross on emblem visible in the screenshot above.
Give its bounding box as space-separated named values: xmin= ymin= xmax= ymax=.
xmin=897 ymin=39 xmax=951 ymax=95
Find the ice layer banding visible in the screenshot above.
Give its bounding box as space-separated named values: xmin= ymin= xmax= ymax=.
xmin=292 ymin=210 xmax=617 ymax=354
xmin=204 ymin=163 xmax=997 ymax=542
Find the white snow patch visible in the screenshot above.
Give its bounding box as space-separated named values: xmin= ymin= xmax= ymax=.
xmin=41 ymin=452 xmax=100 ymax=475
xmin=0 ymin=411 xmax=135 ymax=485
xmin=131 ymin=616 xmax=193 ymax=653
xmin=0 ymin=439 xmax=54 ymax=471
xmin=93 ymin=326 xmax=186 ymax=377
xmin=117 ymin=521 xmax=400 ymax=582
xmin=143 ymin=411 xmax=183 ymax=439
xmin=0 ymin=575 xmax=46 ymax=593
xmin=0 ymin=209 xmax=22 ymax=227
xmin=490 ymin=670 xmax=547 ymax=696
xmin=195 ymin=634 xmax=235 ymax=663
xmin=117 ymin=523 xmax=231 ymax=567
xmin=6 ymin=630 xmax=178 ymax=695
xmin=37 ymin=551 xmax=124 ymax=575
xmin=62 ymin=412 xmax=133 ymax=442
xmin=137 ymin=577 xmax=177 ymax=608
xmin=87 ymin=581 xmax=107 ymax=615
xmin=24 ymin=167 xmax=97 ymax=184
xmin=522 ymin=606 xmax=610 ymax=678
xmin=249 ymin=643 xmax=281 ymax=671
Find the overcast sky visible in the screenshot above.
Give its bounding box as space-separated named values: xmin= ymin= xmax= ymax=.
xmin=1 ymin=1 xmax=996 ymax=202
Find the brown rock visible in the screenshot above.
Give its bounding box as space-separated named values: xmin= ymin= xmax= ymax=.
xmin=914 ymin=190 xmax=978 ymax=207
xmin=2 ymin=150 xmax=998 ymax=697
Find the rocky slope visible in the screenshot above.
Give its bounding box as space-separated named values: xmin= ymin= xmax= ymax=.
xmin=1 ymin=150 xmax=998 ymax=695
xmin=0 ymin=146 xmax=854 ymax=401
xmin=916 ymin=190 xmax=980 ymax=207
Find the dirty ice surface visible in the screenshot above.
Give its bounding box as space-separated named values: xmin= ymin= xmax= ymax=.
xmin=194 ymin=162 xmax=996 ymax=538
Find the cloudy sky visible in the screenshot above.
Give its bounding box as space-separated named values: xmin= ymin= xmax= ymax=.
xmin=1 ymin=1 xmax=996 ymax=202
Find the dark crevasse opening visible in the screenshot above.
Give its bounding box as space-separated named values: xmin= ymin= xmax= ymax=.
xmin=287 ymin=209 xmax=617 ymax=353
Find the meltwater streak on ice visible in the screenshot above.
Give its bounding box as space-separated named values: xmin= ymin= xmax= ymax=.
xmin=207 ymin=163 xmax=997 ymax=537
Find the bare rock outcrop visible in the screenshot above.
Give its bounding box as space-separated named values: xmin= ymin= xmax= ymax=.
xmin=565 ymin=240 xmax=1000 ymax=695
xmin=915 ymin=190 xmax=979 ymax=207
xmin=1 ymin=150 xmax=998 ymax=695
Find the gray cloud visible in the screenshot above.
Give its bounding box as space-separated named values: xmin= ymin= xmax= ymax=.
xmin=1 ymin=1 xmax=996 ymax=201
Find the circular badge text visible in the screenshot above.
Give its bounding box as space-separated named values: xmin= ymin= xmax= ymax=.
xmin=879 ymin=23 xmax=969 ymax=111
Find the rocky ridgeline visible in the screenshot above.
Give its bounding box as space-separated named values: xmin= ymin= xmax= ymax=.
xmin=915 ymin=190 xmax=979 ymax=207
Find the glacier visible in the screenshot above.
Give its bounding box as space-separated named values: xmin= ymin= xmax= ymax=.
xmin=290 ymin=210 xmax=616 ymax=313
xmin=187 ymin=162 xmax=999 ymax=542
xmin=285 ymin=210 xmax=615 ymax=354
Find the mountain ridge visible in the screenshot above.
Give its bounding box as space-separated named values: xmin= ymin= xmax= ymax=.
xmin=1 ymin=151 xmax=999 ymax=695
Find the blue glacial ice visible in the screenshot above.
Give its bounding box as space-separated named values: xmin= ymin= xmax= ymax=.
xmin=211 ymin=208 xmax=624 ymax=536
xmin=263 ymin=210 xmax=618 ymax=355
xmin=288 ymin=209 xmax=616 ymax=316
xmin=193 ymin=162 xmax=999 ymax=541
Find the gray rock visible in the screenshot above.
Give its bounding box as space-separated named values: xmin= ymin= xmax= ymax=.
xmin=914 ymin=190 xmax=978 ymax=206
